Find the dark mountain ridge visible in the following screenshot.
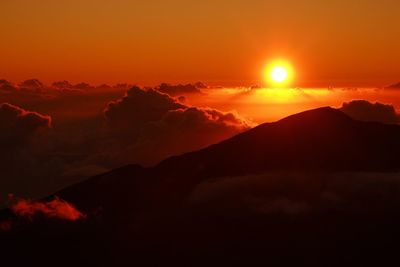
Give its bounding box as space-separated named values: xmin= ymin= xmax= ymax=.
xmin=3 ymin=107 xmax=400 ymax=267
xmin=156 ymin=106 xmax=400 ymax=177
xmin=57 ymin=107 xmax=400 ymax=216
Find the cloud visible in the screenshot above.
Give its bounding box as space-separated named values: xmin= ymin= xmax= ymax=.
xmin=188 ymin=173 xmax=314 ymax=216
xmin=0 ymin=103 xmax=51 ymax=146
xmin=18 ymin=79 xmax=45 ymax=92
xmin=161 ymin=107 xmax=250 ymax=129
xmin=340 ymin=100 xmax=400 ymax=124
xmin=386 ymin=82 xmax=400 ymax=89
xmin=0 ymin=83 xmax=252 ymax=208
xmin=187 ymin=171 xmax=400 ymax=218
xmin=156 ymin=83 xmax=204 ymax=96
xmin=0 ymin=85 xmax=251 ymax=204
xmin=96 ymin=84 xmax=112 ymax=90
xmin=0 ymin=79 xmax=16 ymax=91
xmin=129 ymin=107 xmax=251 ymax=164
xmin=0 ymin=103 xmax=51 ymax=128
xmin=0 ymin=103 xmax=55 ymax=204
xmin=10 ymin=197 xmax=86 ymax=221
xmin=73 ymin=82 xmax=93 ymax=90
xmin=104 ymin=86 xmax=185 ymax=130
xmin=103 ymin=86 xmax=252 ymax=165
xmin=52 ymin=80 xmax=73 ymax=90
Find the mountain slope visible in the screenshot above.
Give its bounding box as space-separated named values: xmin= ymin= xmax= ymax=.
xmin=58 ymin=107 xmax=400 ymax=213
xmin=156 ymin=107 xmax=400 ymax=178
xmin=4 ymin=106 xmax=400 ymax=267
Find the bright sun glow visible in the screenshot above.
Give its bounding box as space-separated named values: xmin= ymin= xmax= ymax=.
xmin=264 ymin=60 xmax=295 ymax=87
xmin=271 ymin=67 xmax=288 ymax=83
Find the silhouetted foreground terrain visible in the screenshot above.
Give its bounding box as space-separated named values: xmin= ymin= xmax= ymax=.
xmin=2 ymin=107 xmax=400 ymax=266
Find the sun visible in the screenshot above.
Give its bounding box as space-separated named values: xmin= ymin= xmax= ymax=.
xmin=264 ymin=60 xmax=294 ymax=87
xmin=271 ymin=67 xmax=288 ymax=83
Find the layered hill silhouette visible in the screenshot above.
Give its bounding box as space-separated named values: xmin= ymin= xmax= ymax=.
xmin=3 ymin=107 xmax=400 ymax=267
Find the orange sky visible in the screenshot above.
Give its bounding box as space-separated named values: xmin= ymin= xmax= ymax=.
xmin=1 ymin=0 xmax=400 ymax=87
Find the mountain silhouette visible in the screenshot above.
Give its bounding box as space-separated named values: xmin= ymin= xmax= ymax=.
xmin=57 ymin=107 xmax=400 ymax=213
xmin=156 ymin=106 xmax=400 ymax=175
xmin=3 ymin=107 xmax=400 ymax=267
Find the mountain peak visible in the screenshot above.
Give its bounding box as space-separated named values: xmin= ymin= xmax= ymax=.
xmin=277 ymin=107 xmax=353 ymax=125
xmin=155 ymin=106 xmax=400 ymax=178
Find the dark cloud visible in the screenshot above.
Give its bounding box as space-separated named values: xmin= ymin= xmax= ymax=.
xmin=52 ymin=80 xmax=73 ymax=90
xmin=0 ymin=85 xmax=252 ymax=204
xmin=0 ymin=104 xmax=59 ymax=204
xmin=188 ymin=171 xmax=400 ymax=217
xmin=112 ymin=83 xmax=132 ymax=91
xmin=103 ymin=86 xmax=251 ymax=165
xmin=51 ymin=81 xmax=97 ymax=91
xmin=0 ymin=79 xmax=16 ymax=91
xmin=0 ymin=103 xmax=51 ymax=146
xmin=340 ymin=100 xmax=400 ymax=124
xmin=104 ymin=86 xmax=185 ymax=130
xmin=73 ymin=82 xmax=93 ymax=90
xmin=95 ymin=84 xmax=111 ymax=90
xmin=0 ymin=103 xmax=51 ymax=128
xmin=0 ymin=86 xmax=127 ymax=204
xmin=19 ymin=79 xmax=45 ymax=92
xmin=129 ymin=107 xmax=251 ymax=164
xmin=386 ymin=82 xmax=400 ymax=89
xmin=52 ymin=81 xmax=116 ymax=92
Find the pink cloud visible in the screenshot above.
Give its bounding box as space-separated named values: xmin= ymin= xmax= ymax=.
xmin=11 ymin=197 xmax=86 ymax=221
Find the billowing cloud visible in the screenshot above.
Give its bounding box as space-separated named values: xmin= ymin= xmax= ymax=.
xmin=73 ymin=82 xmax=93 ymax=90
xmin=340 ymin=100 xmax=400 ymax=124
xmin=0 ymin=102 xmax=51 ymax=128
xmin=160 ymin=107 xmax=250 ymax=129
xmin=52 ymin=80 xmax=73 ymax=90
xmin=0 ymin=79 xmax=16 ymax=91
xmin=0 ymin=85 xmax=253 ymax=205
xmin=103 ymin=86 xmax=252 ymax=165
xmin=96 ymin=84 xmax=112 ymax=90
xmin=0 ymin=103 xmax=51 ymax=147
xmin=10 ymin=197 xmax=86 ymax=221
xmin=0 ymin=104 xmax=55 ymax=204
xmin=19 ymin=79 xmax=45 ymax=92
xmin=129 ymin=107 xmax=251 ymax=164
xmin=104 ymin=86 xmax=185 ymax=130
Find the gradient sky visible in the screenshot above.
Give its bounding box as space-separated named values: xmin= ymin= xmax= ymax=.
xmin=1 ymin=0 xmax=400 ymax=86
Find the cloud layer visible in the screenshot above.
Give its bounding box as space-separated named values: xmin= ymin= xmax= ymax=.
xmin=340 ymin=100 xmax=400 ymax=124
xmin=0 ymin=103 xmax=51 ymax=149
xmin=0 ymin=84 xmax=252 ymax=205
xmin=104 ymin=86 xmax=185 ymax=130
xmin=103 ymin=86 xmax=251 ymax=165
